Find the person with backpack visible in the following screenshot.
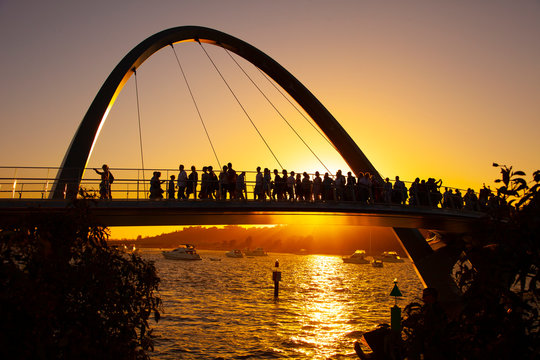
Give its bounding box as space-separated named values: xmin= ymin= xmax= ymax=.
xmin=94 ymin=164 xmax=114 ymax=199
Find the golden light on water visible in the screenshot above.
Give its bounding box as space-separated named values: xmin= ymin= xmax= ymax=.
xmin=304 ymin=256 xmax=348 ymax=344
xmin=290 ymin=255 xmax=358 ymax=357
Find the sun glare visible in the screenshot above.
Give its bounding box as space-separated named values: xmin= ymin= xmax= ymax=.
xmin=295 ymin=255 xmax=351 ymax=355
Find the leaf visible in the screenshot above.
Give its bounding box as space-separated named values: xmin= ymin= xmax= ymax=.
xmin=512 ymin=170 xmax=526 ymax=176
xmin=512 ymin=178 xmax=527 ymax=185
xmin=534 ymin=170 xmax=540 ymax=183
xmin=507 ymin=190 xmax=519 ymax=197
xmin=515 ymin=183 xmax=528 ymax=192
xmin=516 ymin=193 xmax=532 ymax=207
xmin=493 ymin=162 xmax=500 ymax=167
xmin=495 ymin=179 xmax=502 ymax=183
xmin=502 ymin=168 xmax=510 ymax=186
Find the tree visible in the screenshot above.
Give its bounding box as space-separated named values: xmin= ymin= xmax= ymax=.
xmin=0 ymin=194 xmax=161 ymax=359
xmin=402 ymin=165 xmax=540 ymax=359
xmin=448 ymin=165 xmax=540 ymax=358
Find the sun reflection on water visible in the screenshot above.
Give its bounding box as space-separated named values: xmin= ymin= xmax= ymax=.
xmin=145 ymin=250 xmax=423 ymax=359
xmin=290 ymin=255 xmax=359 ymax=357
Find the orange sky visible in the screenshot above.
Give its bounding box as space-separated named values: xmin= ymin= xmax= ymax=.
xmin=1 ymin=1 xmax=538 ymax=238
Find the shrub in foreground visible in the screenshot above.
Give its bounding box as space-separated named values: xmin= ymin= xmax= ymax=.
xmin=0 ymin=197 xmax=161 ymax=359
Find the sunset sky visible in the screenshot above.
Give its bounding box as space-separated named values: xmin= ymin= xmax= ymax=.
xmin=1 ymin=1 xmax=538 ymax=238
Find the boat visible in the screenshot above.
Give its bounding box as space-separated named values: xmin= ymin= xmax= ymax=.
xmin=209 ymin=257 xmax=221 ymax=261
xmin=371 ymin=259 xmax=384 ymax=267
xmin=162 ymin=244 xmax=202 ymax=260
xmin=342 ymin=250 xmax=369 ymax=264
xmin=123 ymin=244 xmax=139 ymax=254
xmin=376 ymin=251 xmax=404 ymax=263
xmin=225 ymin=249 xmax=244 ymax=258
xmin=244 ymin=247 xmax=268 ymax=256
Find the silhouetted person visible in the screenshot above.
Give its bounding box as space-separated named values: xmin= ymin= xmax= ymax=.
xmin=357 ymin=172 xmax=368 ymax=203
xmin=287 ymin=171 xmax=296 ymax=201
xmin=313 ymin=171 xmax=322 ymax=201
xmin=200 ymin=166 xmax=209 ymax=199
xmin=263 ymin=168 xmax=271 ymax=200
xmin=365 ymin=173 xmax=374 ymax=204
xmin=186 ymin=166 xmax=198 ymax=199
xmin=418 ymin=180 xmax=428 ymax=206
xmin=219 ymin=165 xmax=228 ymax=199
xmin=254 ymin=166 xmax=263 ymax=200
xmin=322 ymin=172 xmax=333 ymax=201
xmin=464 ymin=188 xmax=479 ymax=211
xmin=295 ymin=172 xmax=303 ymax=201
xmin=281 ymin=169 xmax=289 ymax=200
xmin=301 ymin=172 xmax=312 ymax=201
xmin=478 ymin=184 xmax=492 ymax=210
xmin=393 ymin=176 xmax=407 ymax=205
xmin=427 ymin=178 xmax=443 ymax=207
xmin=383 ymin=177 xmax=392 ymax=204
xmin=272 ymin=169 xmax=282 ymax=200
xmin=442 ymin=188 xmax=454 ymax=208
xmin=149 ymin=171 xmax=164 ymax=200
xmin=177 ymin=165 xmax=187 ymax=199
xmin=334 ymin=170 xmax=345 ymax=201
xmin=346 ymin=171 xmax=356 ymax=201
xmin=167 ymin=175 xmax=176 ymax=200
xmin=371 ymin=174 xmax=382 ymax=203
xmin=227 ymin=163 xmax=237 ymax=199
xmin=236 ymin=171 xmax=246 ymax=200
xmin=409 ymin=178 xmax=420 ymax=206
xmin=208 ymin=165 xmax=218 ymax=199
xmin=453 ymin=189 xmax=463 ymax=209
xmin=94 ymin=164 xmax=114 ymax=199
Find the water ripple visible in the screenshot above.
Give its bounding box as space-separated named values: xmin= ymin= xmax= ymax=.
xmin=143 ymin=249 xmax=423 ymax=359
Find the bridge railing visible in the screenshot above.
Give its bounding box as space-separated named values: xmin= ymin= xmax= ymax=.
xmin=0 ymin=166 xmax=489 ymax=211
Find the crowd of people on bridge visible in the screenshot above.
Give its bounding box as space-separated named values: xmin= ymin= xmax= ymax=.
xmin=96 ymin=163 xmax=502 ymax=212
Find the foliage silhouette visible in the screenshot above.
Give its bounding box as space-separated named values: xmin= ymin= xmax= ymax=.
xmin=402 ymin=164 xmax=539 ymax=359
xmin=0 ymin=191 xmax=161 ymax=359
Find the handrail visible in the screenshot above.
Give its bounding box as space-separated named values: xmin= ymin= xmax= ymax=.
xmin=0 ymin=166 xmax=491 ymax=212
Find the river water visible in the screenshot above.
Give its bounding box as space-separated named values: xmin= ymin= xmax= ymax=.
xmin=141 ymin=249 xmax=424 ymax=359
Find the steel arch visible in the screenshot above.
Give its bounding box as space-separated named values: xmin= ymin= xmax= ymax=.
xmin=52 ymin=26 xmax=380 ymax=198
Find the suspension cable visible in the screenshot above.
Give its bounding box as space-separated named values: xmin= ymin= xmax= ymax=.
xmin=170 ymin=44 xmax=221 ymax=169
xmin=133 ymin=68 xmax=146 ymax=185
xmin=256 ymin=67 xmax=338 ymax=152
xmin=197 ymin=41 xmax=283 ymax=170
xmin=224 ymin=48 xmax=332 ymax=175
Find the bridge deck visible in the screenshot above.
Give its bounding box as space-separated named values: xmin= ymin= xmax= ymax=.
xmin=0 ymin=199 xmax=486 ymax=231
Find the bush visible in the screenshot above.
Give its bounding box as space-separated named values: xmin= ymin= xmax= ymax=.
xmin=0 ymin=196 xmax=161 ymax=359
xmin=402 ymin=166 xmax=540 ymax=359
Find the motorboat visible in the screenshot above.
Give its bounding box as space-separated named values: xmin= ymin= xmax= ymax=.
xmin=376 ymin=251 xmax=404 ymax=263
xmin=342 ymin=250 xmax=369 ymax=264
xmin=162 ymin=244 xmax=202 ymax=260
xmin=225 ymin=249 xmax=244 ymax=258
xmin=371 ymin=259 xmax=384 ymax=267
xmin=244 ymin=247 xmax=268 ymax=256
xmin=123 ymin=244 xmax=138 ymax=254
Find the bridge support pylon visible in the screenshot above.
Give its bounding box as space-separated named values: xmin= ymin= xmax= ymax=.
xmin=392 ymin=228 xmax=462 ymax=313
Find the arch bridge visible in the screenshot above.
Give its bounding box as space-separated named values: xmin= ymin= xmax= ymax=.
xmin=3 ymin=26 xmax=488 ymax=306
